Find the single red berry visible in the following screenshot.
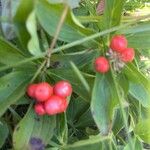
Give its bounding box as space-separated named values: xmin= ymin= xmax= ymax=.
xmin=35 ymin=82 xmax=53 ymax=102
xmin=44 ymin=95 xmax=68 ymax=115
xmin=34 ymin=103 xmax=46 ymax=116
xmin=120 ymin=48 xmax=135 ymax=62
xmin=94 ymin=56 xmax=109 ymax=73
xmin=110 ymin=35 xmax=128 ymax=53
xmin=53 ymin=81 xmax=72 ymax=98
xmin=27 ymin=84 xmax=37 ymax=98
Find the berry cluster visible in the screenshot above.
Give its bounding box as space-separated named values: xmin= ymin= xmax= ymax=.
xmin=27 ymin=81 xmax=72 ymax=116
xmin=94 ymin=35 xmax=135 ymax=73
xmin=110 ymin=35 xmax=135 ymax=63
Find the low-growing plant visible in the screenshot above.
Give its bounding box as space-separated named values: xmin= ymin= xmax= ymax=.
xmin=0 ymin=0 xmax=150 ymax=149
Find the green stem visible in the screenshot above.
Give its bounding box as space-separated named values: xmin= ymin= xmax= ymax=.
xmin=0 ymin=55 xmax=44 ymax=72
xmin=0 ymin=14 xmax=150 ymax=72
xmin=108 ymin=140 xmax=113 ymax=150
xmin=111 ymin=69 xmax=134 ymax=150
xmin=138 ymin=102 xmax=142 ymax=120
xmin=53 ymin=14 xmax=150 ymax=53
xmin=30 ymin=60 xmax=47 ymax=83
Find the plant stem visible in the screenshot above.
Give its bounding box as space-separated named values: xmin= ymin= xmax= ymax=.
xmin=30 ymin=60 xmax=47 ymax=83
xmin=0 ymin=55 xmax=43 ymax=72
xmin=46 ymin=4 xmax=69 ymax=68
xmin=52 ymin=14 xmax=150 ymax=54
xmin=111 ymin=69 xmax=134 ymax=150
xmin=0 ymin=14 xmax=150 ymax=72
xmin=29 ymin=4 xmax=69 ymax=82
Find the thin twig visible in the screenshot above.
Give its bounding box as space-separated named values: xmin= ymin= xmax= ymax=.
xmin=46 ymin=4 xmax=69 ymax=68
xmin=30 ymin=60 xmax=47 ymax=83
xmin=29 ymin=4 xmax=69 ymax=83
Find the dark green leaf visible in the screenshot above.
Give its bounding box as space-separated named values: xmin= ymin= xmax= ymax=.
xmin=75 ymin=108 xmax=95 ymax=128
xmin=35 ymin=0 xmax=98 ymax=47
xmin=67 ymin=97 xmax=89 ymax=124
xmin=0 ymin=71 xmax=32 ymax=116
xmin=91 ymin=73 xmax=119 ymax=135
xmin=0 ymin=38 xmax=25 ymax=65
xmin=0 ymin=120 xmax=9 ymax=148
xmin=13 ymin=106 xmax=56 ymax=150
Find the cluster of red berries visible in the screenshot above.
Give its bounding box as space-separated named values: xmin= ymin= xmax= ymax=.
xmin=27 ymin=81 xmax=72 ymax=116
xmin=94 ymin=35 xmax=135 ymax=73
xmin=110 ymin=35 xmax=135 ymax=62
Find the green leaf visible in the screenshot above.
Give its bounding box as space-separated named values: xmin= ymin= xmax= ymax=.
xmin=35 ymin=0 xmax=98 ymax=47
xmin=56 ymin=114 xmax=68 ymax=144
xmin=112 ymin=109 xmax=124 ymax=135
xmin=134 ymin=119 xmax=150 ymax=144
xmin=51 ymin=50 xmax=96 ymax=69
xmin=127 ymin=31 xmax=150 ymax=49
xmin=0 ymin=120 xmax=9 ymax=148
xmin=13 ymin=0 xmax=34 ymax=50
xmin=13 ymin=106 xmax=56 ymax=150
xmin=102 ymin=0 xmax=125 ymax=30
xmin=129 ymin=83 xmax=150 ymax=107
xmin=0 ymin=38 xmax=25 ymax=65
xmin=124 ymin=64 xmax=150 ymax=107
xmin=119 ymin=22 xmax=150 ymax=49
xmin=67 ymin=97 xmax=89 ymax=124
xmin=0 ymin=71 xmax=32 ymax=116
xmin=26 ymin=11 xmax=42 ymax=56
xmin=91 ymin=73 xmax=119 ymax=135
xmin=62 ymin=135 xmax=110 ymax=150
xmin=120 ymin=22 xmax=150 ymax=35
xmin=75 ymin=108 xmax=95 ymax=128
xmin=118 ymin=73 xmax=129 ymax=96
xmin=70 ymin=61 xmax=90 ymax=95
xmin=124 ymin=137 xmax=143 ymax=150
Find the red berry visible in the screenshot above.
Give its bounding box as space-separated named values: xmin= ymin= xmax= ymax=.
xmin=94 ymin=56 xmax=109 ymax=73
xmin=34 ymin=103 xmax=46 ymax=116
xmin=110 ymin=35 xmax=128 ymax=53
xmin=35 ymin=82 xmax=53 ymax=102
xmin=27 ymin=84 xmax=37 ymax=98
xmin=120 ymin=48 xmax=135 ymax=62
xmin=44 ymin=95 xmax=68 ymax=115
xmin=59 ymin=98 xmax=68 ymax=112
xmin=54 ymin=81 xmax=72 ymax=98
